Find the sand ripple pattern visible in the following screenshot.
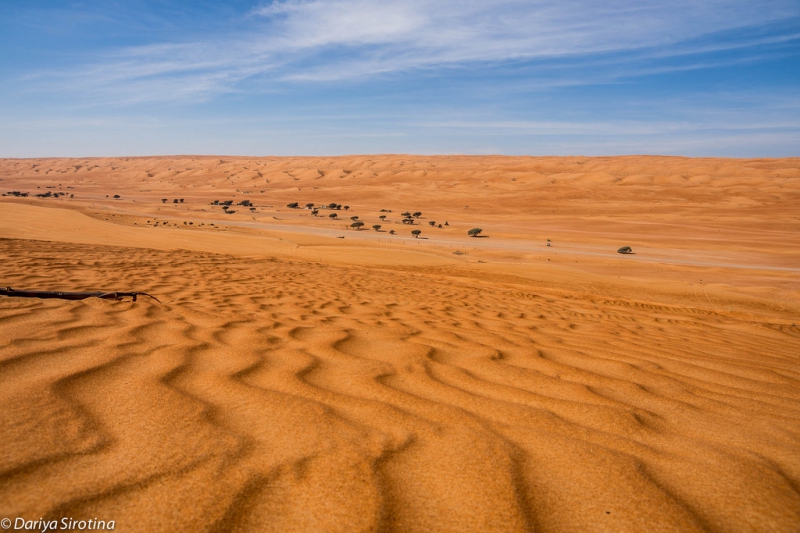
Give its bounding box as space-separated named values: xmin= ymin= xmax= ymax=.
xmin=1 ymin=239 xmax=799 ymax=532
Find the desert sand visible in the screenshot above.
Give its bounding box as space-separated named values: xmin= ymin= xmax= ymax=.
xmin=1 ymin=155 xmax=799 ymax=532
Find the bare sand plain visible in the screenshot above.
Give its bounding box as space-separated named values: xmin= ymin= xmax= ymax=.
xmin=0 ymin=155 xmax=799 ymax=532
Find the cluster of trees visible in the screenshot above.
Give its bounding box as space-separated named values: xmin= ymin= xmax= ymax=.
xmin=288 ymin=202 xmax=349 ymax=210
xmin=4 ymin=191 xmax=29 ymax=197
xmin=34 ymin=191 xmax=69 ymax=198
xmin=162 ymin=198 xmax=184 ymax=203
xmin=291 ymin=202 xmax=482 ymax=241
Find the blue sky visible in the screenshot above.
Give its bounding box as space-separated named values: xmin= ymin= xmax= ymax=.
xmin=1 ymin=0 xmax=799 ymax=157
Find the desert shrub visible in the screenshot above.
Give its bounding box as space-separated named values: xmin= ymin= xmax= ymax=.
xmin=428 ymin=221 xmax=436 ymax=226
xmin=468 ymin=228 xmax=482 ymax=237
xmin=113 ymin=194 xmax=121 ymax=199
xmin=413 ymin=212 xmax=422 ymax=218
xmin=162 ymin=198 xmax=168 ymax=203
xmin=287 ymin=202 xmax=299 ymax=208
xmin=329 ymin=213 xmax=337 ymax=219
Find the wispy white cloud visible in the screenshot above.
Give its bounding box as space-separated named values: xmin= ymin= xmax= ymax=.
xmin=19 ymin=0 xmax=800 ymax=104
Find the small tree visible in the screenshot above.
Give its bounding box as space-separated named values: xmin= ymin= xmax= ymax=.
xmin=428 ymin=220 xmax=436 ymax=226
xmin=389 ymin=230 xmax=395 ymax=235
xmin=329 ymin=213 xmax=338 ymax=219
xmin=372 ymin=224 xmax=381 ymax=231
xmin=173 ymin=199 xmax=178 ymax=203
xmin=468 ymin=228 xmax=482 ymax=237
xmin=379 ymin=215 xmax=386 ymax=221
xmin=411 ymin=229 xmax=421 ymax=238
xmin=305 ymin=203 xmax=315 ymax=209
xmin=401 ymin=211 xmax=411 ymax=217
xmin=351 ymin=221 xmax=365 ymax=230
xmin=350 ymin=215 xmax=359 ymax=221
xmin=312 ymin=209 xmax=319 ymax=216
xmin=344 ymin=206 xmax=350 ymax=211
xmin=113 ymin=194 xmax=121 ymax=199
xmin=328 ymin=202 xmax=337 ymax=209
xmin=162 ymin=198 xmax=168 ymax=203
xmin=179 ymin=199 xmax=184 ymax=203
xmin=287 ymin=202 xmax=299 ymax=208
xmin=413 ymin=211 xmax=422 ymax=218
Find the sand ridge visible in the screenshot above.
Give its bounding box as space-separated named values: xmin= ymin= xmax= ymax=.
xmin=1 ymin=156 xmax=799 ymax=532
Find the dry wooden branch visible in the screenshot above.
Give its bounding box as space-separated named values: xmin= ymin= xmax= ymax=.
xmin=1 ymin=287 xmax=162 ymax=303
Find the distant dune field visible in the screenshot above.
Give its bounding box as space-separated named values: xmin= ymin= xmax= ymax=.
xmin=1 ymin=155 xmax=799 ymax=532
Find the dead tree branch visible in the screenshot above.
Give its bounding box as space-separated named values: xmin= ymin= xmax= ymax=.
xmin=1 ymin=287 xmax=162 ymax=303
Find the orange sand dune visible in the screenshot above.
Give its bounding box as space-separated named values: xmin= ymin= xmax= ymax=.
xmin=1 ymin=155 xmax=799 ymax=532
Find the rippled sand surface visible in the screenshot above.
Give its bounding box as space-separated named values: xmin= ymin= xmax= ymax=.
xmin=1 ymin=156 xmax=799 ymax=532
